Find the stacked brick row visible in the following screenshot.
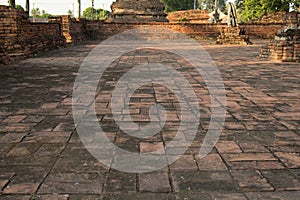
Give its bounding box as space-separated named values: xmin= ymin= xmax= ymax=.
xmin=85 ymin=20 xmax=105 ymax=40
xmin=216 ymin=27 xmax=252 ymax=45
xmin=51 ymin=16 xmax=104 ymax=43
xmin=166 ymin=10 xmax=210 ymax=23
xmin=0 ymin=6 xmax=65 ymax=65
xmin=287 ymin=12 xmax=300 ymax=27
xmin=260 ymin=12 xmax=300 ymax=62
xmin=261 ymin=29 xmax=300 ymax=62
xmin=19 ymin=23 xmax=66 ymax=55
xmin=255 ymin=12 xmax=288 ymax=24
xmin=60 ymin=16 xmax=85 ymax=44
xmin=0 ymin=6 xmax=28 ymax=64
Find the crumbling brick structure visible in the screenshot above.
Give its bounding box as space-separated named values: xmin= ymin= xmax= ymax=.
xmin=0 ymin=6 xmax=65 ymax=64
xmin=260 ymin=12 xmax=300 ymax=62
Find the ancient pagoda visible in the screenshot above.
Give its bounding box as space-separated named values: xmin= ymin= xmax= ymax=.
xmin=107 ymin=0 xmax=167 ymax=23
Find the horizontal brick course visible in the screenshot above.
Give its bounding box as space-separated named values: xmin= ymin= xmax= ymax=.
xmin=0 ymin=6 xmax=65 ymax=64
xmin=0 ymin=5 xmax=294 ymax=65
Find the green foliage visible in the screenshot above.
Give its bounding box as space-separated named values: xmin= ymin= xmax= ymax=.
xmin=67 ymin=10 xmax=75 ymax=18
xmin=31 ymin=8 xmax=55 ymax=18
xmin=15 ymin=5 xmax=24 ymax=11
xmin=291 ymin=0 xmax=300 ymax=10
xmin=237 ymin=0 xmax=300 ymax=22
xmin=82 ymin=7 xmax=110 ymax=20
xmin=178 ymin=17 xmax=187 ymax=21
xmin=40 ymin=10 xmax=55 ymax=18
xmin=160 ymin=0 xmax=194 ymax=12
xmin=31 ymin=8 xmax=40 ymax=17
xmin=235 ymin=0 xmax=244 ymax=10
xmin=198 ymin=0 xmax=226 ymax=12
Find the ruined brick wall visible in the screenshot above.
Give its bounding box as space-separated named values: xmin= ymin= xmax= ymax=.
xmin=1 ymin=4 xmax=295 ymax=65
xmin=49 ymin=16 xmax=104 ymax=42
xmin=0 ymin=6 xmax=28 ymax=64
xmin=167 ymin=10 xmax=210 ymax=23
xmin=261 ymin=30 xmax=300 ymax=62
xmin=61 ymin=16 xmax=85 ymax=44
xmin=18 ymin=23 xmax=65 ymax=55
xmin=96 ymin=22 xmax=226 ymax=40
xmin=85 ymin=20 xmax=105 ymax=40
xmin=94 ymin=22 xmax=285 ymax=41
xmin=255 ymin=11 xmax=299 ymax=26
xmin=260 ymin=12 xmax=300 ymax=62
xmin=0 ymin=6 xmax=65 ymax=64
xmin=240 ymin=23 xmax=286 ymax=39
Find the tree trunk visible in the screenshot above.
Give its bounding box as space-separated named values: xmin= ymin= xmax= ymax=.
xmin=78 ymin=0 xmax=81 ymax=18
xmin=194 ymin=0 xmax=199 ymax=10
xmin=9 ymin=0 xmax=16 ymax=8
xmin=26 ymin=0 xmax=30 ymax=12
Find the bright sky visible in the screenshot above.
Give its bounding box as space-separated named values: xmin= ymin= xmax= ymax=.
xmin=0 ymin=0 xmax=115 ymax=15
xmin=0 ymin=0 xmax=235 ymax=16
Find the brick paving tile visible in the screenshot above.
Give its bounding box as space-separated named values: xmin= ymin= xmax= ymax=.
xmin=0 ymin=133 xmax=28 ymax=143
xmin=0 ymin=39 xmax=300 ymax=198
xmin=3 ymin=173 xmax=45 ymax=194
xmin=176 ymin=192 xmax=248 ymax=200
xmin=140 ymin=142 xmax=165 ymax=153
xmin=0 ymin=173 xmax=15 ymax=191
xmin=104 ymin=170 xmax=136 ymax=192
xmin=172 ymin=171 xmax=237 ymax=192
xmin=245 ymin=191 xmax=300 ymax=200
xmin=67 ymin=195 xmax=102 ymax=200
xmin=2 ymin=116 xmax=27 ymax=123
xmin=38 ymin=173 xmax=104 ymax=195
xmin=261 ymin=170 xmax=300 ymax=191
xmin=215 ymin=141 xmax=242 ymax=153
xmin=222 ymin=153 xmax=277 ymax=163
xmin=275 ymin=152 xmax=300 ymax=168
xmin=238 ymin=142 xmax=270 ymax=153
xmin=138 ymin=170 xmax=171 ymax=192
xmin=227 ymin=161 xmax=285 ymax=170
xmin=103 ymin=193 xmax=175 ymax=200
xmin=230 ymin=170 xmax=274 ymax=191
xmin=0 ymin=195 xmax=31 ymax=200
xmin=30 ymin=194 xmax=69 ymax=200
xmin=169 ymin=155 xmax=198 ymax=171
xmin=195 ymin=154 xmax=227 ymax=171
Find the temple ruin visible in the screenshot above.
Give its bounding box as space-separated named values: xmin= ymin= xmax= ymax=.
xmin=107 ymin=0 xmax=167 ymax=23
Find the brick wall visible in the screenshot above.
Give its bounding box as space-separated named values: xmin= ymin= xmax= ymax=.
xmin=48 ymin=16 xmax=106 ymax=42
xmin=60 ymin=16 xmax=85 ymax=44
xmin=0 ymin=4 xmax=296 ymax=65
xmin=0 ymin=6 xmax=65 ymax=64
xmin=94 ymin=22 xmax=285 ymax=41
xmin=240 ymin=23 xmax=286 ymax=39
xmin=260 ymin=12 xmax=300 ymax=62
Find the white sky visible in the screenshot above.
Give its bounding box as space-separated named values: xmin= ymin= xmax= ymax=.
xmin=0 ymin=0 xmax=115 ymax=15
xmin=0 ymin=0 xmax=234 ymax=16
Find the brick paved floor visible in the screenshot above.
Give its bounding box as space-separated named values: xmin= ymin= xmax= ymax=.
xmin=0 ymin=39 xmax=299 ymax=200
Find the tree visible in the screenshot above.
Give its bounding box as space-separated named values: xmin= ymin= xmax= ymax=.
xmin=291 ymin=0 xmax=300 ymax=10
xmin=240 ymin=0 xmax=298 ymax=22
xmin=31 ymin=8 xmax=55 ymax=18
xmin=26 ymin=0 xmax=30 ymax=12
xmin=68 ymin=9 xmax=75 ymax=17
xmin=160 ymin=0 xmax=194 ymax=12
xmin=15 ymin=5 xmax=25 ymax=11
xmin=235 ymin=0 xmax=244 ymax=10
xmin=82 ymin=7 xmax=109 ymax=20
xmin=31 ymin=7 xmax=41 ymax=17
xmin=198 ymin=0 xmax=226 ymax=12
xmin=9 ymin=0 xmax=15 ymax=8
xmin=40 ymin=10 xmax=55 ymax=18
xmin=78 ymin=0 xmax=81 ymax=18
